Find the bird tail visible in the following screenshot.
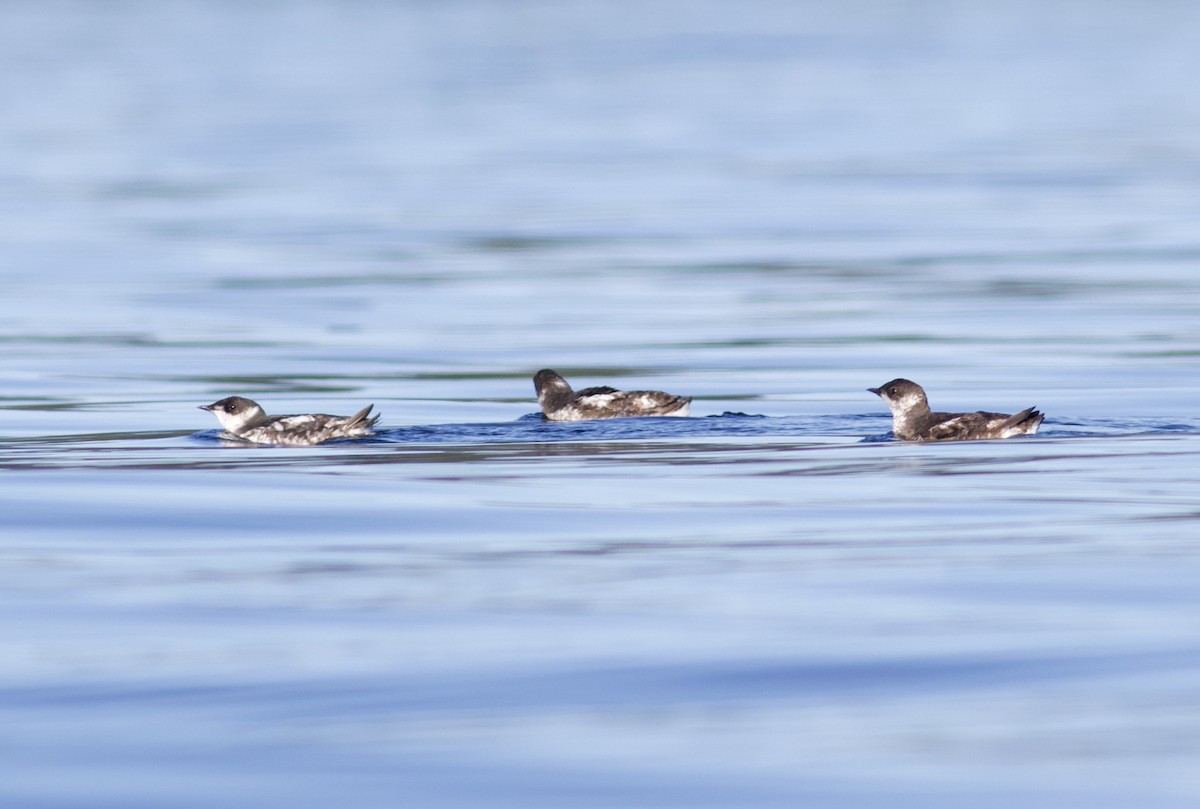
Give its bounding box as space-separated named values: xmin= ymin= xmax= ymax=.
xmin=347 ymin=404 xmax=379 ymax=430
xmin=665 ymin=396 xmax=693 ymax=416
xmin=1002 ymin=406 xmax=1044 ymax=435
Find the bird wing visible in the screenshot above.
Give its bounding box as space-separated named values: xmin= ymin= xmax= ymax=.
xmin=575 ymin=386 xmax=621 ymax=397
xmin=924 ymin=413 xmax=978 ymax=441
xmin=271 ymin=414 xmax=319 ymax=431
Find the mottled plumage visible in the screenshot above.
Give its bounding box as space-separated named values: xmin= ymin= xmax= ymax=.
xmin=199 ymin=396 xmax=379 ymax=446
xmin=868 ymin=378 xmax=1043 ymax=441
xmin=533 ymin=369 xmax=691 ymax=421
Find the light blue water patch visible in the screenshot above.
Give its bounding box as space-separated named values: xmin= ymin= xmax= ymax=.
xmin=4 ymin=0 xmax=1200 ymax=806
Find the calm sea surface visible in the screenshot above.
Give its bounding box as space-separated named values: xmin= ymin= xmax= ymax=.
xmin=3 ymin=1 xmax=1200 ymax=806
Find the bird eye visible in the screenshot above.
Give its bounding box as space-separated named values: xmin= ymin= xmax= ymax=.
xmin=225 ymin=403 xmax=237 ymax=412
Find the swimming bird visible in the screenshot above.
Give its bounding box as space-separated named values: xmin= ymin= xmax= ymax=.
xmin=199 ymin=396 xmax=379 ymax=446
xmin=868 ymin=378 xmax=1043 ymax=441
xmin=533 ymin=369 xmax=691 ymax=421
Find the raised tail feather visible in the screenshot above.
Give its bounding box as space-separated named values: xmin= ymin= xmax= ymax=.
xmin=347 ymin=404 xmax=379 ymax=430
xmin=1003 ymin=406 xmax=1044 ymax=434
xmin=656 ymin=395 xmax=692 ymax=416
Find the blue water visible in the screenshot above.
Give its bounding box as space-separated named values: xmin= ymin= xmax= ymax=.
xmin=4 ymin=1 xmax=1200 ymax=806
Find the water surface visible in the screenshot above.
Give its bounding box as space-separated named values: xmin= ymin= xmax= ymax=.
xmin=3 ymin=1 xmax=1200 ymax=807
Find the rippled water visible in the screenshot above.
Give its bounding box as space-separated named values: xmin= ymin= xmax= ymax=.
xmin=4 ymin=1 xmax=1200 ymax=807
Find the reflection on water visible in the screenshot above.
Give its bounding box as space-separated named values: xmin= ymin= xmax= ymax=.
xmin=5 ymin=0 xmax=1200 ymax=807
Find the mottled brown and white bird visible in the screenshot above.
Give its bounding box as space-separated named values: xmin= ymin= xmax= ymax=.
xmin=199 ymin=396 xmax=379 ymax=446
xmin=868 ymin=378 xmax=1043 ymax=441
xmin=533 ymin=369 xmax=691 ymax=421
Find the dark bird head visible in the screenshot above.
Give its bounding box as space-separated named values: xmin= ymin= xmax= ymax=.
xmin=199 ymin=396 xmax=267 ymax=433
xmin=868 ymin=378 xmax=930 ymax=414
xmin=533 ymin=369 xmax=573 ymax=395
xmin=533 ymin=369 xmax=576 ymax=411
